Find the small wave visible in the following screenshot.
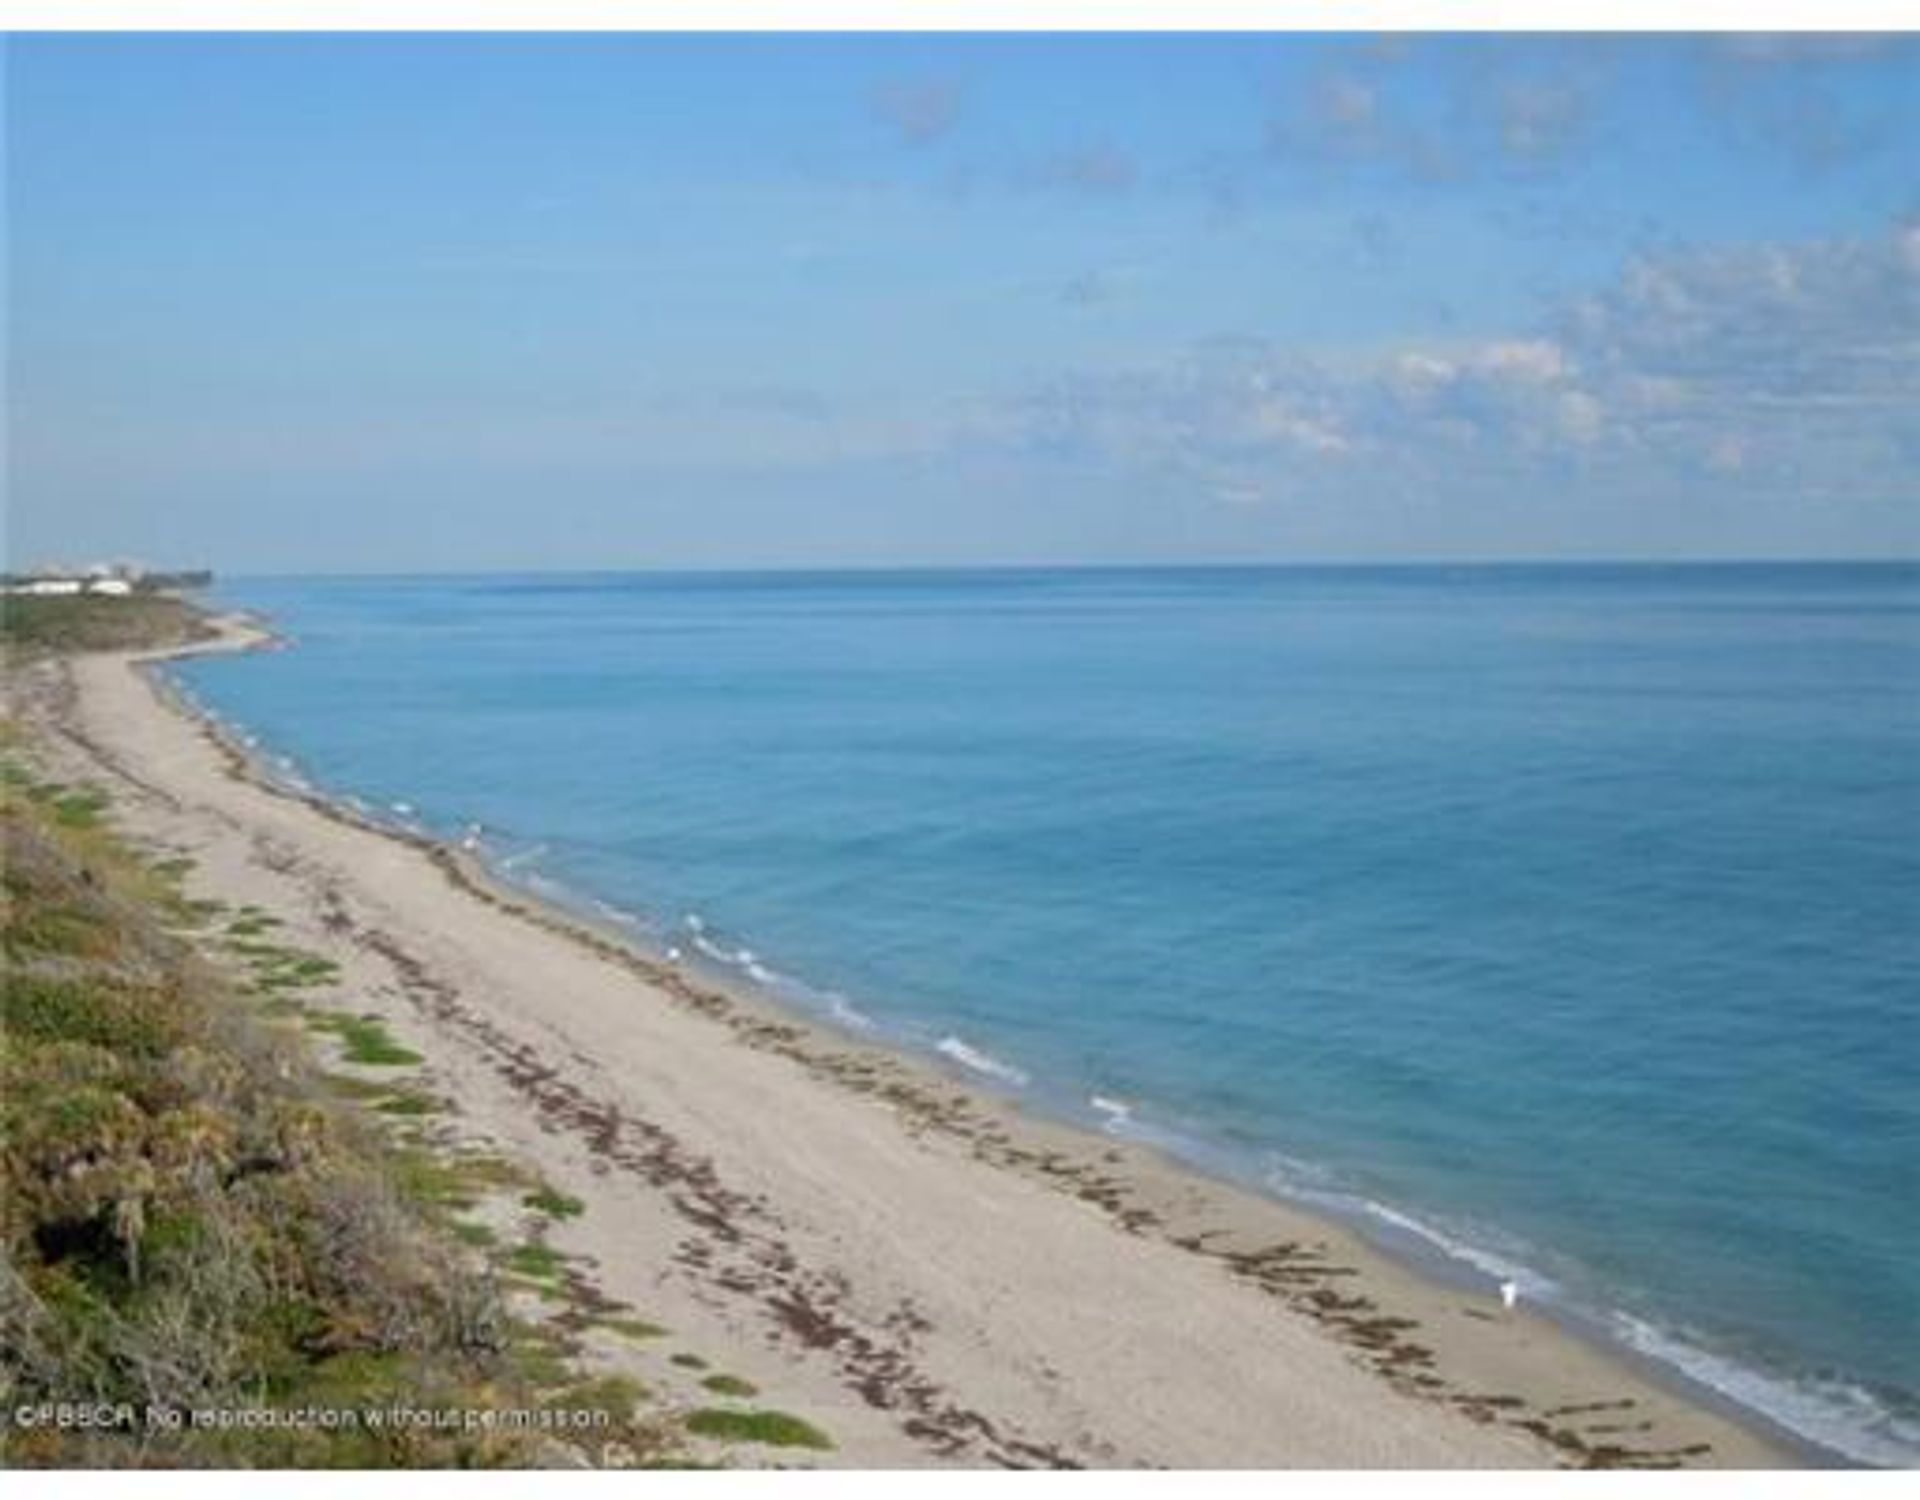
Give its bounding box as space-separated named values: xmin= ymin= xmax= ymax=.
xmin=391 ymin=800 xmax=414 ymax=816
xmin=1258 ymin=1148 xmax=1340 ymax=1192
xmin=936 ymin=1036 xmax=1029 ymax=1088
xmin=827 ymin=995 xmax=875 ymax=1032
xmin=664 ymin=924 xmax=875 ymax=1034
xmin=1256 ymin=1168 xmax=1916 ymax=1466
xmin=1295 ymin=1187 xmax=1551 ymax=1301
xmin=1259 ymin=1162 xmax=1557 ymax=1303
xmin=496 ymin=843 xmax=548 ymax=873
xmin=686 ymin=932 xmax=771 ymax=979
xmin=589 ymin=897 xmax=642 ymax=930
xmin=1088 ymin=1094 xmax=1134 ymax=1131
xmin=1612 ymin=1313 xmax=1919 ymax=1468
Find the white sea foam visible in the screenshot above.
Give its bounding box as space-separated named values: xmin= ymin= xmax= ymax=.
xmin=1257 ymin=1162 xmax=1915 ymax=1466
xmin=496 ymin=843 xmax=548 ymax=873
xmin=590 ymin=898 xmax=641 ymax=930
xmin=391 ymin=800 xmax=414 ymax=816
xmin=669 ymin=923 xmax=876 ymax=1034
xmin=935 ymin=1036 xmax=1029 ymax=1088
xmin=1346 ymin=1197 xmax=1547 ymax=1296
xmin=1258 ymin=1148 xmax=1340 ymax=1192
xmin=1088 ymin=1094 xmax=1134 ymax=1131
xmin=827 ymin=996 xmax=875 ymax=1031
xmin=1612 ymin=1312 xmax=1919 ymax=1468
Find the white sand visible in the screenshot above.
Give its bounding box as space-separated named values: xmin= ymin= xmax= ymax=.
xmin=15 ymin=618 xmax=1798 ymax=1468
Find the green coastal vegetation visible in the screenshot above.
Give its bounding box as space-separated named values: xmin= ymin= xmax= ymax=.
xmin=0 ymin=593 xmax=214 ymax=655
xmin=0 ymin=608 xmax=833 ymax=1466
xmin=684 ymin=1407 xmax=833 ymax=1451
xmin=0 ymin=754 xmax=656 ymax=1465
xmin=523 ymin=1186 xmax=586 ymax=1220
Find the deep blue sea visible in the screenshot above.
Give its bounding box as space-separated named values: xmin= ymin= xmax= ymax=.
xmin=170 ymin=565 xmax=1919 ymax=1465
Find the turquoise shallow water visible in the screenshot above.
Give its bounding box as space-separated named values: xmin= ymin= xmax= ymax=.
xmin=171 ymin=565 xmax=1919 ymax=1464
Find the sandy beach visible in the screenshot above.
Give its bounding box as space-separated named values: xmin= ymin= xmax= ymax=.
xmin=12 ymin=613 xmax=1801 ymax=1470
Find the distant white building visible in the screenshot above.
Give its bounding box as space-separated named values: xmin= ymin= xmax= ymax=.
xmin=4 ymin=562 xmax=160 ymax=597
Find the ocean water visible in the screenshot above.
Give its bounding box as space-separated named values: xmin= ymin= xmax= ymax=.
xmin=170 ymin=565 xmax=1919 ymax=1465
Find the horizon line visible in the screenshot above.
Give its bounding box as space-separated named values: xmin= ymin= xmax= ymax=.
xmin=197 ymin=555 xmax=1920 ymax=582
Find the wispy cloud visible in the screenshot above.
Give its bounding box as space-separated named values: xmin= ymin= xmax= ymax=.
xmin=1058 ymin=268 xmax=1118 ymax=308
xmin=1030 ymin=143 xmax=1139 ymax=195
xmin=1053 ymin=263 xmax=1150 ymax=311
xmin=1694 ymin=35 xmax=1920 ymax=173
xmin=1488 ymin=79 xmax=1593 ymax=167
xmin=870 ymin=74 xmax=966 ymax=146
xmin=1266 ymin=42 xmax=1609 ymax=186
xmin=990 ymin=219 xmax=1920 ymax=509
xmin=1266 ymin=63 xmax=1461 ymax=182
xmin=1708 ymin=34 xmax=1913 ymax=65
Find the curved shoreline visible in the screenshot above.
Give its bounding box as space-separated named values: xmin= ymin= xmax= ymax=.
xmin=63 ymin=609 xmax=1809 ymax=1468
xmin=443 ymin=844 xmax=1847 ymax=1470
xmin=440 ymin=839 xmax=1869 ymax=1468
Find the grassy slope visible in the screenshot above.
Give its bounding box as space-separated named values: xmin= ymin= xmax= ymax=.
xmin=0 ymin=594 xmax=214 ymax=656
xmin=0 ymin=760 xmax=833 ymax=1468
xmin=0 ymin=761 xmax=634 ymax=1465
xmin=0 ymin=603 xmax=837 ymax=1467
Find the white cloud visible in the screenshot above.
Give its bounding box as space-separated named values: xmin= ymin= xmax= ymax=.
xmin=1491 ymin=80 xmax=1591 ymax=166
xmin=993 ymin=220 xmax=1920 ymax=510
xmin=1474 ymin=339 xmax=1568 ymax=383
xmin=1706 ymin=435 xmax=1748 ymax=473
xmin=1557 ymin=391 xmax=1606 ymax=445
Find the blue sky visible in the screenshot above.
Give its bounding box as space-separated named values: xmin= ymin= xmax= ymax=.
xmin=7 ymin=33 xmax=1918 ymax=571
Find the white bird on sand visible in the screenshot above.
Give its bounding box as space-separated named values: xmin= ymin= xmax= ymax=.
xmin=1499 ymin=1279 xmax=1520 ymax=1312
